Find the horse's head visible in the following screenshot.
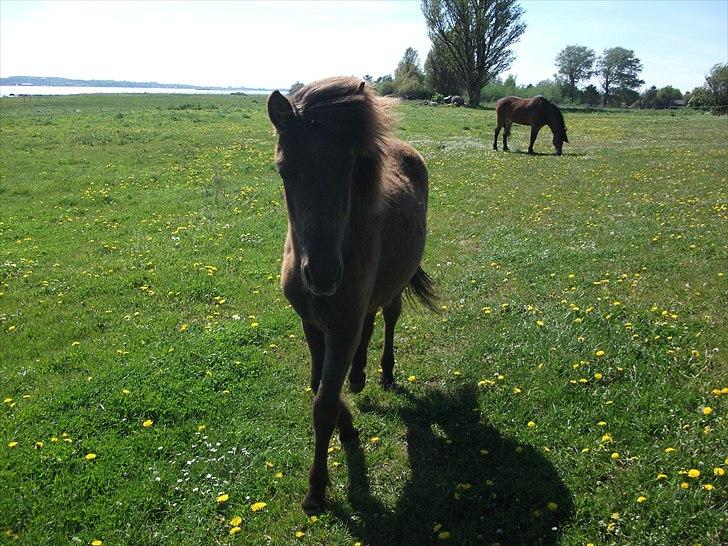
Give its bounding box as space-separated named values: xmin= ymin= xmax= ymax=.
xmin=553 ymin=128 xmax=568 ymax=156
xmin=550 ymin=105 xmax=568 ymax=156
xmin=267 ymin=89 xmax=358 ymax=296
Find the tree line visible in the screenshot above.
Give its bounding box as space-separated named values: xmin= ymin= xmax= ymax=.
xmin=288 ymin=0 xmax=727 ymax=114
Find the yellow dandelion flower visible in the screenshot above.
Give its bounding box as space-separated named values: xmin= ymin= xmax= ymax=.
xmin=595 ymin=350 xmax=605 ymax=357
xmin=179 ymin=323 xmax=189 ymax=332
xmin=636 ymin=496 xmax=647 ymax=503
xmin=408 ymin=375 xmax=416 ymax=382
xmin=680 ymin=482 xmax=689 ymax=489
xmin=230 ymin=516 xmax=242 ymax=527
xmin=512 ymin=387 xmax=521 ymax=394
xmin=703 ymin=483 xmax=714 ymax=491
xmin=687 ymin=469 xmax=700 ymax=478
xmin=665 ymin=447 xmax=676 ymax=453
xmin=229 ymin=526 xmax=241 ymax=535
xmin=527 ymin=421 xmax=536 ymax=428
xmin=370 ymin=436 xmax=380 ymax=444
xmin=702 ymin=407 xmax=713 ymax=415
xmin=610 ymin=452 xmax=620 ymax=460
xmin=91 ymin=540 xmax=103 ymax=546
xmin=536 ymin=320 xmax=544 ymax=327
xmin=34 ymin=441 xmax=44 ymax=449
xmin=197 ymin=424 xmax=206 ymax=432
xmin=594 ymin=373 xmax=603 ymax=380
xmin=85 ymin=453 xmax=97 ymax=460
xmin=295 ymin=530 xmax=305 ymax=538
xmin=250 ymin=501 xmax=267 ymax=512
xmin=437 ymin=531 xmax=450 ymax=540
xmin=216 ymin=493 xmax=229 ymax=503
xmin=714 ymin=467 xmax=725 ymax=477
xmin=274 ymin=471 xmax=283 ymax=478
xmin=657 ymin=473 xmax=668 ymax=480
xmin=309 ymin=515 xmax=318 ymax=523
xmin=546 ymin=501 xmax=558 ymax=511
xmin=143 ymin=419 xmax=153 ymax=428
xmin=7 ymin=441 xmax=18 ymax=448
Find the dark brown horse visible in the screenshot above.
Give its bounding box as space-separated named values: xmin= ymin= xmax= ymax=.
xmin=493 ymin=96 xmax=568 ymax=155
xmin=267 ymin=77 xmax=436 ymax=514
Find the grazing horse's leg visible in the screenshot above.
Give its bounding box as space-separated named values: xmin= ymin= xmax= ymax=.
xmin=302 ymin=321 xmax=325 ymax=393
xmin=528 ymin=125 xmax=541 ymax=154
xmin=493 ymin=124 xmax=501 ymax=150
xmin=380 ymin=294 xmax=402 ymax=389
xmin=349 ymin=312 xmax=375 ymax=393
xmin=503 ymin=122 xmax=511 ymax=152
xmin=303 ymin=325 xmax=362 ymax=515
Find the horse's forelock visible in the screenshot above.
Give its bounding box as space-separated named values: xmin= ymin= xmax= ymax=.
xmin=289 ymin=77 xmax=392 ymax=159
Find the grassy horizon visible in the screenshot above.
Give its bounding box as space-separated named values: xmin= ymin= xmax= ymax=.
xmin=1 ymin=94 xmax=726 ymax=545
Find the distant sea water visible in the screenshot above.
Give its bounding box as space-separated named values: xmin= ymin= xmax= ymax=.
xmin=0 ymin=85 xmax=270 ymax=97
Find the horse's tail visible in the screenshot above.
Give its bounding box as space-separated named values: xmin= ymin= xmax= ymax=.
xmin=406 ymin=267 xmax=440 ymax=312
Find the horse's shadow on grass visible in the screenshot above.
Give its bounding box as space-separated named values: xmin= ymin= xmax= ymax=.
xmin=333 ymin=385 xmax=573 ymax=545
xmin=510 ymin=149 xmax=585 ymax=157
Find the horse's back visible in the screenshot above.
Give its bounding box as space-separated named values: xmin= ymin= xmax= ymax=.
xmin=384 ymin=137 xmax=428 ymax=197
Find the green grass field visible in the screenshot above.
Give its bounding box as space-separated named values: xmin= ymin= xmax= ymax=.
xmin=1 ymin=94 xmax=726 ymax=545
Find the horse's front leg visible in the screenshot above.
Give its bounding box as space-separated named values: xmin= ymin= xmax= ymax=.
xmin=528 ymin=125 xmax=541 ymax=154
xmin=302 ymin=324 xmax=362 ymax=515
xmin=302 ymin=320 xmax=324 ymax=393
xmin=493 ymin=126 xmax=501 ymax=150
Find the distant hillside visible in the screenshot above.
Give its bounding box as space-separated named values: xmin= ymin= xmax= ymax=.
xmin=0 ymin=76 xmax=272 ymax=92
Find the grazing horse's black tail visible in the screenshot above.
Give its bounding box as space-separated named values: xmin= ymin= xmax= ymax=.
xmin=406 ymin=267 xmax=440 ymax=312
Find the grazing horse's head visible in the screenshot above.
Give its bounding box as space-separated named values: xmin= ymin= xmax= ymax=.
xmin=550 ymin=105 xmax=568 ymax=156
xmin=553 ymin=128 xmax=568 ymax=156
xmin=267 ymin=78 xmax=389 ymax=296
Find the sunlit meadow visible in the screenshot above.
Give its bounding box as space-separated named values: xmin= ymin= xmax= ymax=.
xmin=1 ymin=94 xmax=726 ymax=545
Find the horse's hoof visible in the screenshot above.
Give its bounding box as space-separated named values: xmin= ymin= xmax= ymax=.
xmin=503 ymin=147 xmax=509 ymax=152
xmin=340 ymin=427 xmax=360 ymax=447
xmin=302 ymin=493 xmax=326 ymax=516
xmin=349 ymin=377 xmax=365 ymax=394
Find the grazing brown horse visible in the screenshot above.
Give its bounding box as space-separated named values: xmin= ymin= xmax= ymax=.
xmin=493 ymin=96 xmax=568 ymax=155
xmin=267 ymin=77 xmax=436 ymax=514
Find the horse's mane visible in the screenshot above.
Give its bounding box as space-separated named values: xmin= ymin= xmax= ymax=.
xmin=290 ymin=77 xmax=394 ymax=161
xmin=536 ymin=96 xmax=566 ymax=132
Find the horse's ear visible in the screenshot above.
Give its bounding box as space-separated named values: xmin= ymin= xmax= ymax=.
xmin=357 ymin=81 xmax=366 ymax=94
xmin=267 ymin=90 xmax=296 ymax=133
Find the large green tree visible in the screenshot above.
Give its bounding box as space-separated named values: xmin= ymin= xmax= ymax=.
xmin=424 ymin=37 xmax=462 ymax=96
xmin=554 ymin=45 xmax=595 ymax=102
xmin=393 ymin=47 xmax=429 ymax=99
xmin=596 ymin=47 xmax=644 ymax=106
xmin=421 ymin=0 xmax=526 ymax=107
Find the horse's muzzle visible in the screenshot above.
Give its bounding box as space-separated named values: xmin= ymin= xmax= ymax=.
xmin=301 ymin=256 xmax=343 ymax=296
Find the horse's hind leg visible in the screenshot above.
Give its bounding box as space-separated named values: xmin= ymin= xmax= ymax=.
xmin=493 ymin=124 xmax=501 ymax=150
xmin=380 ymin=293 xmax=402 ymax=389
xmin=349 ymin=312 xmax=375 ymax=393
xmin=503 ymin=122 xmax=511 ymax=151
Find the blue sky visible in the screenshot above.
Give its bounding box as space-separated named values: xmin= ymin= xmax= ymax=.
xmin=1 ymin=0 xmax=726 ymax=92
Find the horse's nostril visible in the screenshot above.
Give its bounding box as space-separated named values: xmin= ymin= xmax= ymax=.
xmin=302 ymin=262 xmax=313 ymax=286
